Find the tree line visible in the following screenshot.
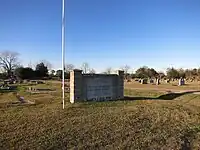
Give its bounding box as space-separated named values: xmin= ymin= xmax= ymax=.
xmin=0 ymin=51 xmax=200 ymax=80
xmin=0 ymin=51 xmax=96 ymax=80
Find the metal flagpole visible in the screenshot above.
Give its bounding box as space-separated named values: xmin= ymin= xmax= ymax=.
xmin=62 ymin=0 xmax=65 ymax=109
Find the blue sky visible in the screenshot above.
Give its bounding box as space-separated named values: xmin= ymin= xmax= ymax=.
xmin=0 ymin=0 xmax=200 ymax=72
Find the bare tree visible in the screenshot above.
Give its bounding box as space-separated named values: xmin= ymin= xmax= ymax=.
xmin=121 ymin=65 xmax=130 ymax=80
xmin=28 ymin=61 xmax=33 ymax=69
xmin=81 ymin=62 xmax=90 ymax=73
xmin=89 ymin=68 xmax=96 ymax=74
xmin=28 ymin=61 xmax=37 ymax=70
xmin=105 ymin=67 xmax=112 ymax=74
xmin=121 ymin=65 xmax=130 ymax=74
xmin=65 ymin=64 xmax=75 ymax=73
xmin=0 ymin=51 xmax=20 ymax=76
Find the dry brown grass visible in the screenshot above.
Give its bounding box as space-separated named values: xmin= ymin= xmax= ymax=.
xmin=1 ymin=81 xmax=200 ymax=149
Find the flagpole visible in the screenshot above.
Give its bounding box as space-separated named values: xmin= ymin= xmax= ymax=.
xmin=62 ymin=0 xmax=65 ymax=109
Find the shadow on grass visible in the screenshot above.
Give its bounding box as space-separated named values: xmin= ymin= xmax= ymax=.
xmin=0 ymin=101 xmax=36 ymax=109
xmin=181 ymin=126 xmax=200 ymax=150
xmin=36 ymin=88 xmax=55 ymax=91
xmin=71 ymin=90 xmax=200 ymax=108
xmin=124 ymin=90 xmax=200 ymax=101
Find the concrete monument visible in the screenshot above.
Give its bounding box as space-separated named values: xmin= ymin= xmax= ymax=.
xmin=70 ymin=70 xmax=124 ymax=103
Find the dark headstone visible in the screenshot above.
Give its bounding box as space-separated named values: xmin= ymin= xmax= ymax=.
xmin=150 ymin=79 xmax=154 ymax=84
xmin=141 ymin=79 xmax=148 ymax=84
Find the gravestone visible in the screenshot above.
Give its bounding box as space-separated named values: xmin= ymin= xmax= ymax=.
xmin=23 ymin=80 xmax=29 ymax=84
xmin=178 ymin=78 xmax=185 ymax=86
xmin=37 ymin=81 xmax=45 ymax=84
xmin=165 ymin=79 xmax=170 ymax=83
xmin=27 ymin=87 xmax=37 ymax=92
xmin=16 ymin=94 xmax=26 ymax=103
xmin=127 ymin=79 xmax=131 ymax=82
xmin=149 ymin=79 xmax=154 ymax=84
xmin=141 ymin=79 xmax=147 ymax=84
xmin=156 ymin=79 xmax=160 ymax=85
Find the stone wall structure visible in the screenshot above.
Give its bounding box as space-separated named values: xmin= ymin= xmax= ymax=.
xmin=70 ymin=70 xmax=124 ymax=103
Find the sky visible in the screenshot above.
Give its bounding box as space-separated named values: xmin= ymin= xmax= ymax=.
xmin=0 ymin=0 xmax=200 ymax=73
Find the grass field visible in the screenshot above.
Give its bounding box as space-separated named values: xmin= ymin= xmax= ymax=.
xmin=1 ymin=81 xmax=200 ymax=149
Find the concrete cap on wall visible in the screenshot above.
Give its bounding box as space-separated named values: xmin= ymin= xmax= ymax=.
xmin=117 ymin=70 xmax=124 ymax=75
xmin=71 ymin=69 xmax=82 ymax=72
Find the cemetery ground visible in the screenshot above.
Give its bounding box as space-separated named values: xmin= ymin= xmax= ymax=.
xmin=1 ymin=81 xmax=200 ymax=149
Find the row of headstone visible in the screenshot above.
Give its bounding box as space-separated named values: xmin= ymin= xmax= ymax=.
xmin=21 ymin=80 xmax=45 ymax=84
xmin=140 ymin=79 xmax=148 ymax=84
xmin=3 ymin=79 xmax=26 ymax=84
xmin=28 ymin=87 xmax=38 ymax=91
xmin=30 ymin=80 xmax=45 ymax=84
xmin=165 ymin=78 xmax=185 ymax=86
xmin=16 ymin=93 xmax=26 ymax=103
xmin=139 ymin=78 xmax=160 ymax=85
xmin=0 ymin=82 xmax=10 ymax=89
xmin=138 ymin=78 xmax=185 ymax=86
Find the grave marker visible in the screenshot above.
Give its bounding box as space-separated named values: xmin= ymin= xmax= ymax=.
xmin=178 ymin=78 xmax=185 ymax=86
xmin=156 ymin=79 xmax=160 ymax=85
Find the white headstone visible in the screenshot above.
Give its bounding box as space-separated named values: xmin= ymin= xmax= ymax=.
xmin=178 ymin=78 xmax=185 ymax=86
xmin=156 ymin=79 xmax=160 ymax=85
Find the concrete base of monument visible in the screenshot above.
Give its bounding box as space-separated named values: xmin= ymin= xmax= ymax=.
xmin=70 ymin=96 xmax=125 ymax=103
